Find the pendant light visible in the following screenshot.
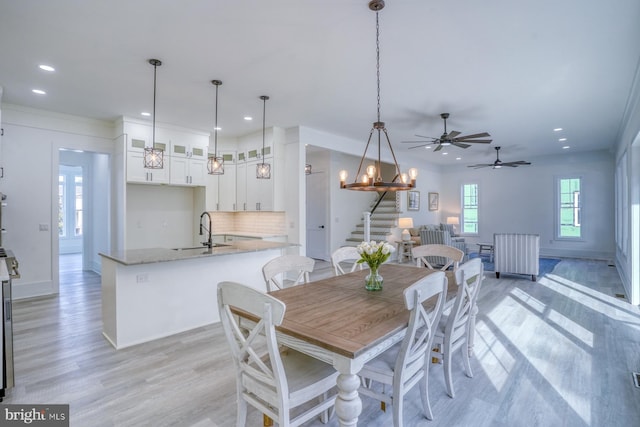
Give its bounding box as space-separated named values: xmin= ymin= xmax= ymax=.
xmin=339 ymin=0 xmax=417 ymax=191
xmin=144 ymin=59 xmax=164 ymax=169
xmin=208 ymin=79 xmax=224 ymax=175
xmin=256 ymin=95 xmax=271 ymax=179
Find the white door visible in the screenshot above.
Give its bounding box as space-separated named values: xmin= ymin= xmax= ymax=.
xmin=306 ymin=172 xmax=328 ymax=260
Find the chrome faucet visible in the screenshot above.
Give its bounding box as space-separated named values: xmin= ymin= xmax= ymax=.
xmin=199 ymin=211 xmax=213 ymax=249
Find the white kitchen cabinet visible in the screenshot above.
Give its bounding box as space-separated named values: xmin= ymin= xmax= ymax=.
xmin=126 ymin=137 xmax=170 ymax=184
xmin=169 ymin=142 xmax=207 ymax=186
xmin=217 ymin=152 xmax=237 ymax=211
xmin=236 ymin=146 xmax=274 ymax=211
xmin=126 ymin=151 xmax=170 ymax=184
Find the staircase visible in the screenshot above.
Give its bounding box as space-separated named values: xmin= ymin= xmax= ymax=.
xmin=345 ymin=193 xmax=401 ymax=246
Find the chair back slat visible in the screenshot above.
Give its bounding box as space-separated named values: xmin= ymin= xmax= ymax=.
xmin=262 ymin=255 xmax=315 ymax=291
xmin=394 ymin=271 xmax=448 ymax=390
xmin=331 ymin=246 xmax=364 ymax=276
xmin=413 ymin=244 xmax=464 ymax=271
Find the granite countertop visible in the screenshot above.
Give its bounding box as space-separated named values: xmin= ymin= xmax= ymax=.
xmin=99 ymin=240 xmax=296 ymax=266
xmin=212 ymin=231 xmax=287 ymax=239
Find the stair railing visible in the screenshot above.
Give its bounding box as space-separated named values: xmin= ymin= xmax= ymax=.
xmin=369 ymin=174 xmax=400 ymax=215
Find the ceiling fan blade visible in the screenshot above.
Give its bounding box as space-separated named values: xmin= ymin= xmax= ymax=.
xmin=456 ymin=132 xmax=491 ymax=139
xmin=434 ymin=144 xmax=443 ymax=152
xmin=414 ymin=134 xmax=438 ymax=140
xmin=452 ymin=142 xmax=471 ymax=149
xmin=455 ymin=138 xmax=492 ymax=144
xmin=503 ymin=161 xmax=532 ymax=166
xmin=467 ymin=164 xmax=491 ymax=168
xmin=447 ymin=130 xmax=461 ymax=139
xmin=407 ymin=144 xmax=431 ymax=150
xmin=401 ymin=140 xmax=433 ymax=143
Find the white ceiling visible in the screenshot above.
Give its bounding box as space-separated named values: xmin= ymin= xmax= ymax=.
xmin=1 ymin=0 xmax=639 ymax=166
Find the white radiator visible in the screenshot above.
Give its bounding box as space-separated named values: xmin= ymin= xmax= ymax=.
xmin=493 ymin=233 xmax=540 ymax=281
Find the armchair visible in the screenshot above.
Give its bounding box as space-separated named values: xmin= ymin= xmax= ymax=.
xmin=493 ymin=233 xmax=540 ymax=281
xmin=419 ymin=230 xmax=466 ymax=266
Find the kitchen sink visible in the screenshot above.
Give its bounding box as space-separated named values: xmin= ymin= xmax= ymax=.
xmin=171 ymin=244 xmax=230 ymax=251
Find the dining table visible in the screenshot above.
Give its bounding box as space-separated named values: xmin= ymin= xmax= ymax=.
xmin=258 ymin=263 xmax=459 ymax=426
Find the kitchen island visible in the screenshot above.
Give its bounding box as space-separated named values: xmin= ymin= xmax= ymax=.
xmin=100 ymin=240 xmax=294 ymax=349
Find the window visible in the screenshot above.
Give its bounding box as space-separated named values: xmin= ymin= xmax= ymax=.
xmin=461 ymin=183 xmax=478 ymax=234
xmin=58 ymin=167 xmax=83 ymax=239
xmin=557 ymin=177 xmax=581 ymax=239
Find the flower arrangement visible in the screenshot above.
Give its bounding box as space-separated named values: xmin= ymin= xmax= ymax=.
xmin=356 ymin=240 xmax=395 ymax=270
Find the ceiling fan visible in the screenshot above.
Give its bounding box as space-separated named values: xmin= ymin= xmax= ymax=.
xmin=402 ymin=113 xmax=492 ymax=151
xmin=468 ymin=146 xmax=531 ymax=169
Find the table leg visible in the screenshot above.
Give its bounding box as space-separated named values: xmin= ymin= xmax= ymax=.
xmin=335 ymin=373 xmax=362 ymax=426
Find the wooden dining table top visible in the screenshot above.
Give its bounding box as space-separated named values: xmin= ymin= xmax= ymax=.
xmin=266 ymin=263 xmax=458 ymax=359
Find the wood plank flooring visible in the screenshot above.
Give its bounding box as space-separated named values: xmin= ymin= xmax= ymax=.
xmin=3 ymin=256 xmax=640 ymax=426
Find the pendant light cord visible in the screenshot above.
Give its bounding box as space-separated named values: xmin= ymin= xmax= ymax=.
xmin=214 ymin=83 xmax=219 ymax=156
xmin=262 ymin=96 xmax=267 ymax=156
xmin=376 ymin=10 xmax=381 ymax=124
xmin=152 ymin=62 xmax=157 ymax=146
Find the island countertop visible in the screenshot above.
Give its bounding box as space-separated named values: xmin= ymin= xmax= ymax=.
xmin=99 ymin=239 xmax=296 ymax=266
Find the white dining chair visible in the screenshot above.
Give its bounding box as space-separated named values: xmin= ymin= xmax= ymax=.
xmin=217 ymin=281 xmax=338 ymax=427
xmin=358 ymin=271 xmax=448 ymax=426
xmin=431 ymin=257 xmax=484 ymax=398
xmin=413 ymin=244 xmax=464 ymax=271
xmin=262 ymin=255 xmax=315 ymax=292
xmin=330 ymin=246 xmax=364 ymax=276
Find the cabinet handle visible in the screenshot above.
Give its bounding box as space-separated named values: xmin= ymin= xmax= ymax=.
xmin=233 ymin=203 xmax=236 ymax=211
xmin=256 ymin=202 xmax=260 ymax=211
xmin=243 ymin=203 xmax=246 ymax=211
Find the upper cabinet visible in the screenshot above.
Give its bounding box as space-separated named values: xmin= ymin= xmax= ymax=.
xmin=237 ymin=143 xmax=274 ymax=211
xmin=122 ymin=118 xmax=209 ymax=187
xmin=206 ymin=151 xmax=237 ymax=211
xmin=169 ymin=141 xmax=208 ymax=186
xmin=126 ymin=137 xmax=170 ymax=184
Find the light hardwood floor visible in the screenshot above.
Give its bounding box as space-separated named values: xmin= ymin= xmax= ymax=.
xmin=4 ymin=256 xmax=640 ymax=426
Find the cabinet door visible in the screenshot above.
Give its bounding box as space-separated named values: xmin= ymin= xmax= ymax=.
xmin=127 ymin=152 xmax=169 ymax=184
xmin=169 ymin=156 xmax=189 ymax=185
xmin=236 ymin=162 xmax=247 ymax=211
xmin=218 ymin=163 xmax=237 ymax=211
xmin=189 ymin=159 xmax=207 ymax=186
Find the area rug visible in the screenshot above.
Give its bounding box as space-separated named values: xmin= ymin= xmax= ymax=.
xmin=468 ymin=252 xmax=561 ymax=280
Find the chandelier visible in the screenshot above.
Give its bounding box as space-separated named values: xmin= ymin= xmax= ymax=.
xmin=208 ymin=79 xmax=224 ymax=175
xmin=339 ymin=0 xmax=417 ymax=191
xmin=143 ymin=59 xmax=164 ymax=169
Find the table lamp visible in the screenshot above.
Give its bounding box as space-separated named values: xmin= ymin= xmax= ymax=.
xmin=398 ymin=217 xmax=414 ymax=241
xmin=446 ymin=216 xmax=460 ymax=235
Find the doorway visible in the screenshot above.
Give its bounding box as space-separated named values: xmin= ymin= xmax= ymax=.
xmin=58 ymin=149 xmax=110 ymax=276
xmin=305 ymin=147 xmax=330 ymax=261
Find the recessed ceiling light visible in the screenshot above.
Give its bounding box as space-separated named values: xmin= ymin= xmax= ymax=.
xmin=39 ymin=64 xmax=55 ymax=72
xmin=32 ymin=89 xmax=46 ymax=95
xmin=214 ymin=127 xmax=221 ymax=131
xmin=562 ymin=145 xmax=570 ymax=149
xmin=244 ymin=116 xmax=252 ymax=121
xmin=424 ymin=146 xmax=431 ymax=150
xmin=559 ymin=138 xmax=567 ymax=142
xmin=554 ymin=128 xmax=563 ymax=132
xmin=141 ymin=112 xmax=151 ymax=117
xmin=442 ymin=152 xmax=448 ymax=155
xmin=456 ymin=157 xmax=461 ymax=160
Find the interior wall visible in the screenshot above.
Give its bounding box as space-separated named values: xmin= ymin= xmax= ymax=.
xmin=125 ymin=185 xmax=196 ymax=250
xmin=0 ymin=105 xmax=115 ymax=299
xmin=440 ymin=149 xmax=615 ymax=260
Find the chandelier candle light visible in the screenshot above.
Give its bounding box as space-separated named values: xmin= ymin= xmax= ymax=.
xmin=339 ymin=0 xmax=417 ymax=191
xmin=144 ymin=59 xmax=164 ymax=169
xmin=357 ymin=240 xmax=395 ymax=291
xmin=208 ymin=80 xmax=224 ymax=175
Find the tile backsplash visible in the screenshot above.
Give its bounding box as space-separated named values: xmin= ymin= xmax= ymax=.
xmin=209 ymin=211 xmax=286 ymax=235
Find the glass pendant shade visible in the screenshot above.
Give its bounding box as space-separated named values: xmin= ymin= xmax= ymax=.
xmin=144 ymin=59 xmax=164 ymax=169
xmin=339 ymin=0 xmax=417 ymax=191
xmin=256 ymin=95 xmax=271 ymax=179
xmin=208 ymin=79 xmax=225 ymax=175
xmin=208 ymin=155 xmax=224 ymax=174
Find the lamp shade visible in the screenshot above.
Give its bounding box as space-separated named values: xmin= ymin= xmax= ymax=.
xmin=446 ymin=216 xmax=460 ymax=225
xmin=398 ymin=218 xmax=414 ymax=229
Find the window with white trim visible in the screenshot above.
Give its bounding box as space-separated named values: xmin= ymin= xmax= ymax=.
xmin=461 ymin=183 xmax=478 ymax=234
xmin=557 ymin=177 xmax=582 ymax=239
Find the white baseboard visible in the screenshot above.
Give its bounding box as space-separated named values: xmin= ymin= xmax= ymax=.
xmin=539 ymin=248 xmax=614 ymax=261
